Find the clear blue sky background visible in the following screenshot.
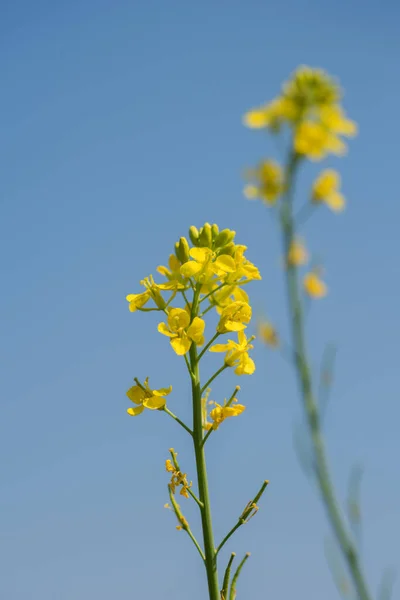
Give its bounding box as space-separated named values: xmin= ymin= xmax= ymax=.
xmin=1 ymin=1 xmax=399 ymax=599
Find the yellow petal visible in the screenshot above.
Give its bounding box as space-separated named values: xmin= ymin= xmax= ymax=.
xmin=221 ymin=321 xmax=247 ymax=332
xmin=127 ymin=405 xmax=145 ymax=416
xmin=326 ymin=191 xmax=345 ymax=212
xmin=215 ymin=255 xmax=236 ymax=273
xmin=157 ymin=322 xmax=175 ymax=337
xmin=303 ymin=273 xmax=327 ymax=298
xmin=156 ymin=265 xmax=170 ymax=277
xmin=235 ymin=354 xmax=256 ymax=375
xmin=171 ymin=336 xmax=192 ymax=356
xmin=189 ymin=247 xmax=211 ymax=262
xmin=244 ymin=184 xmax=259 ymax=199
xmin=153 ymin=386 xmax=173 ymax=396
xmin=168 ymin=307 xmax=190 ymax=331
xmin=180 ymin=261 xmax=203 ymax=278
xmin=143 ymin=395 xmax=166 ymax=410
xmin=187 ymin=317 xmax=205 ymax=344
xmin=126 ymin=386 xmax=146 ymax=405
xmin=243 ymin=108 xmax=268 ymax=129
xmin=209 ymin=343 xmax=231 ymax=353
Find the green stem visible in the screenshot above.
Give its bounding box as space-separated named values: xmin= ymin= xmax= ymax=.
xmin=280 ymin=151 xmax=372 ymax=600
xmin=190 ymin=285 xmax=220 ymax=600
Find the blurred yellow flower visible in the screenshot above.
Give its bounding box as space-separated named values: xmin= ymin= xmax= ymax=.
xmin=287 ymin=238 xmax=309 ymax=266
xmin=319 ymin=105 xmax=357 ymax=137
xmin=243 ymin=97 xmax=293 ymax=131
xmin=283 ymin=66 xmax=341 ymax=112
xmin=312 ymin=169 xmax=345 ymax=212
xmin=158 ymin=308 xmax=205 ymax=355
xmin=258 ymin=321 xmax=279 ymax=347
xmin=303 ymin=272 xmax=327 ymax=298
xmin=126 ymin=378 xmax=172 ymax=416
xmin=244 ymin=160 xmax=284 ymax=205
xmin=294 ymin=121 xmax=345 ymax=160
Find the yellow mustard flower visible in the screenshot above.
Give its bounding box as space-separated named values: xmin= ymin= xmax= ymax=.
xmin=180 ymin=247 xmax=236 ymax=284
xmin=204 ymin=399 xmax=246 ymax=431
xmin=244 ymin=160 xmax=284 ymax=205
xmin=209 ymin=285 xmax=249 ymax=314
xmin=303 ymin=271 xmax=327 ymax=298
xmin=258 ymin=321 xmax=279 ymax=347
xmin=243 ymin=97 xmax=289 ymax=131
xmin=210 ymin=331 xmax=255 ymax=375
xmin=319 ymin=105 xmax=357 ymax=137
xmin=287 ymin=238 xmax=309 ymax=266
xmin=224 ymin=244 xmax=262 ymax=283
xmin=126 ymin=290 xmax=151 ymax=312
xmin=126 ymin=377 xmax=172 ymax=416
xmin=157 ymin=254 xmax=188 ymax=288
xmin=312 ymin=169 xmax=345 ymax=212
xmin=158 ymin=307 xmax=205 ymax=355
xmin=126 ymin=275 xmax=180 ymax=313
xmin=217 ymin=301 xmax=252 ymax=334
xmin=283 ymin=66 xmax=341 ymax=112
xmin=294 ymin=121 xmax=345 ymax=160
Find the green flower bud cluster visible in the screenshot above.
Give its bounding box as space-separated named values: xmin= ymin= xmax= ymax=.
xmin=187 ymin=223 xmax=236 ymax=252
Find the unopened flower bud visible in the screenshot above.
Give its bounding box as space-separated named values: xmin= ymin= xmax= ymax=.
xmin=178 ymin=237 xmax=190 ymax=263
xmin=211 ymin=224 xmax=219 ymax=241
xmin=215 ymin=229 xmax=236 ymax=248
xmin=151 ymin=287 xmax=166 ymax=310
xmin=199 ymin=223 xmax=213 ymax=248
xmin=189 ymin=226 xmax=200 ymax=246
xmin=218 ymin=241 xmax=235 ymax=256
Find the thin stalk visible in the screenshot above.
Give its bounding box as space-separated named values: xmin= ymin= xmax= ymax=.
xmin=280 ymin=151 xmax=373 ymax=600
xmin=221 ymin=553 xmax=236 ymax=600
xmin=168 ymin=485 xmax=205 ymax=562
xmin=197 ymin=332 xmax=220 ymax=362
xmin=200 ymin=282 xmax=227 ymax=303
xmin=163 ymin=406 xmax=193 ymax=436
xmin=190 ymin=285 xmax=220 ymax=600
xmin=201 ymin=364 xmax=229 ymax=395
xmin=229 ymin=553 xmax=250 ymax=600
xmin=216 ymin=480 xmax=269 ymax=555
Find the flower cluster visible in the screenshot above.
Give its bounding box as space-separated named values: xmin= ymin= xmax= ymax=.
xmin=243 ymin=66 xmax=356 ymax=301
xmin=244 ymin=65 xmax=356 ymax=162
xmin=125 ymin=223 xmax=260 ymax=416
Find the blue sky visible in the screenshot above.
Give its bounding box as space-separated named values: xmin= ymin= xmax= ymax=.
xmin=1 ymin=1 xmax=399 ymax=598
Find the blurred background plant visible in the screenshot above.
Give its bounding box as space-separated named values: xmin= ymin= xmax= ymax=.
xmin=244 ymin=66 xmax=394 ymax=600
